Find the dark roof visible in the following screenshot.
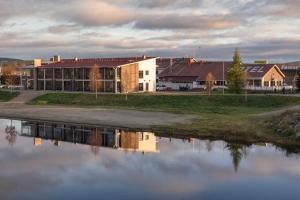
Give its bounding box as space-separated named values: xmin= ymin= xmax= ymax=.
xmin=40 ymin=57 xmax=153 ymax=68
xmin=156 ymin=57 xmax=196 ymax=69
xmin=160 ymin=61 xmax=284 ymax=81
xmin=241 ymin=64 xmax=284 ymax=79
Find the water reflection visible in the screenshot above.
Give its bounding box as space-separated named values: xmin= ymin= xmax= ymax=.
xmin=20 ymin=121 xmax=159 ymax=154
xmin=1 ymin=119 xmax=300 ymax=200
xmin=2 ymin=119 xmax=258 ymax=173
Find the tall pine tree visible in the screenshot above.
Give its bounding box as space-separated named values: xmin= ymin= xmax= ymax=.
xmin=296 ymin=68 xmax=300 ymax=91
xmin=227 ymin=48 xmax=245 ymax=93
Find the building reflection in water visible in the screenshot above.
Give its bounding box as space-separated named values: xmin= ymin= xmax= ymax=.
xmin=20 ymin=121 xmax=159 ymax=154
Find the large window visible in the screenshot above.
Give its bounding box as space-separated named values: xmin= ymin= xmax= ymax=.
xmin=55 ymin=69 xmax=62 ymax=79
xmin=64 ymin=68 xmax=73 ymax=80
xmin=74 ymin=68 xmax=84 ymax=80
xmin=45 ymin=81 xmax=53 ymax=90
xmin=105 ymin=81 xmax=114 ymax=92
xmin=105 ymin=69 xmax=115 ymax=80
xmin=55 ymin=81 xmax=62 ymax=90
xmin=139 ymin=71 xmax=144 ymax=79
xmin=38 ymin=69 xmax=44 ymax=79
xmin=45 ymin=69 xmax=53 ymax=79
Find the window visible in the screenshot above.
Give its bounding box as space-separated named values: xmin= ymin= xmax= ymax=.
xmin=145 ymin=70 xmax=149 ymax=75
xmin=264 ymin=81 xmax=269 ymax=87
xmin=139 ymin=83 xmax=144 ymax=91
xmin=271 ymin=81 xmax=276 ymax=86
xmin=277 ymin=81 xmax=282 ymax=86
xmin=139 ymin=71 xmax=144 ymax=79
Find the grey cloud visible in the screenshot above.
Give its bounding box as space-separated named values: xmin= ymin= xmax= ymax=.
xmin=134 ymin=14 xmax=243 ymax=30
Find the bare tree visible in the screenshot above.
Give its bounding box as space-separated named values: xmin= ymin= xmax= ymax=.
xmin=205 ymin=72 xmax=215 ymax=96
xmin=89 ymin=65 xmax=101 ymax=99
xmin=89 ymin=128 xmax=101 ymax=155
xmin=244 ymin=72 xmax=249 ymax=103
xmin=2 ymin=65 xmax=18 ymax=93
xmin=5 ymin=120 xmax=17 ymax=146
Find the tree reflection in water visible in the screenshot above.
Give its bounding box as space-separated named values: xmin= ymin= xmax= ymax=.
xmin=88 ymin=128 xmax=101 ymax=155
xmin=225 ymin=143 xmax=249 ymax=173
xmin=5 ymin=120 xmax=17 ymax=146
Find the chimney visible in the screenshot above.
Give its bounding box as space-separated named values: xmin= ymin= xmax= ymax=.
xmin=33 ymin=59 xmax=42 ymax=67
xmin=170 ymin=58 xmax=173 ymax=72
xmin=142 ymin=55 xmax=147 ymax=59
xmin=188 ymin=58 xmax=193 ymax=67
xmin=53 ymin=55 xmax=61 ymax=62
xmin=74 ymin=57 xmax=79 ymax=62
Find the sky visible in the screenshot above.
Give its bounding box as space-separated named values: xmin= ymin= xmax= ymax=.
xmin=0 ymin=0 xmax=299 ymax=62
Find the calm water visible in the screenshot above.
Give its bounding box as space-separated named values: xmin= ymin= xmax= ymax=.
xmin=0 ymin=119 xmax=300 ymax=200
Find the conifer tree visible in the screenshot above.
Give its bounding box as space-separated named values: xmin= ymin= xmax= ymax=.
xmin=227 ymin=48 xmax=245 ymax=93
xmin=296 ymin=68 xmax=300 ymax=91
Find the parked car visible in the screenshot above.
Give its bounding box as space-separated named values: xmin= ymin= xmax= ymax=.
xmin=179 ymin=86 xmax=190 ymax=91
xmin=156 ymin=85 xmax=167 ymax=91
xmin=0 ymin=85 xmax=6 ymax=89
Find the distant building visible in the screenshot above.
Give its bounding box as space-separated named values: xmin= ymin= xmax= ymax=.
xmin=278 ymin=63 xmax=300 ymax=88
xmin=159 ymin=61 xmax=286 ymax=91
xmin=20 ymin=56 xmax=157 ymax=93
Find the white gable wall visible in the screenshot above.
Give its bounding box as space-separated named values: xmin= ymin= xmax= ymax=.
xmin=138 ymin=58 xmax=157 ymax=92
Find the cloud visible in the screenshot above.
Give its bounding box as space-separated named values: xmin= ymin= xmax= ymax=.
xmin=0 ymin=0 xmax=299 ymax=61
xmin=134 ymin=14 xmax=242 ymax=30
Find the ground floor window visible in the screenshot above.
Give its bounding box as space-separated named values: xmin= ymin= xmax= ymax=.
xmin=105 ymin=81 xmax=114 ymax=92
xmin=254 ymin=80 xmax=261 ymax=87
xmin=55 ymin=81 xmax=62 ymax=90
xmin=74 ymin=81 xmax=84 ymax=91
xmin=139 ymin=83 xmax=144 ymax=91
xmin=38 ymin=80 xmax=44 ymax=90
xmin=271 ymin=80 xmax=276 ymax=87
xmin=264 ymin=81 xmax=269 ymax=87
xmin=45 ymin=81 xmax=53 ymax=90
xmin=277 ymin=81 xmax=282 ymax=86
xmin=64 ymin=81 xmax=72 ymax=91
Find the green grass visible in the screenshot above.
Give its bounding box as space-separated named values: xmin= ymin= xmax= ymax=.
xmin=0 ymin=90 xmax=19 ymax=102
xmin=30 ymin=93 xmax=300 ymax=115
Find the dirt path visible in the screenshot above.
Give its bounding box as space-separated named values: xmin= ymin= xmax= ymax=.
xmin=6 ymin=90 xmax=47 ymax=104
xmin=256 ymin=104 xmax=300 ymax=117
xmin=0 ymin=103 xmax=197 ymax=129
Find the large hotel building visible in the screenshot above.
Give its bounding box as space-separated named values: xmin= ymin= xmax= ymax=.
xmin=21 ymin=55 xmax=157 ymax=93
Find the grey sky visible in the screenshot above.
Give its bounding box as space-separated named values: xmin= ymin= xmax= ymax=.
xmin=0 ymin=0 xmax=299 ymax=62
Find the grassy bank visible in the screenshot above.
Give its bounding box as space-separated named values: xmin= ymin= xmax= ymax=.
xmin=30 ymin=93 xmax=300 ymax=115
xmin=0 ymin=90 xmax=19 ymax=102
xmin=29 ymin=93 xmax=300 ymax=148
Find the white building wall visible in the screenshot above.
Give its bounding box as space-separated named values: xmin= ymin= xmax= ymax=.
xmin=138 ymin=58 xmax=157 ymax=92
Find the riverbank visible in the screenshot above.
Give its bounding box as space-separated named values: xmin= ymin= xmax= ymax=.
xmin=27 ymin=93 xmax=300 ymax=147
xmin=1 ymin=92 xmax=300 ymax=150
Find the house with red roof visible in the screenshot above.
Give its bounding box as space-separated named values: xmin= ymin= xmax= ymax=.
xmin=20 ymin=55 xmax=157 ymax=93
xmin=159 ymin=60 xmax=286 ymax=91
